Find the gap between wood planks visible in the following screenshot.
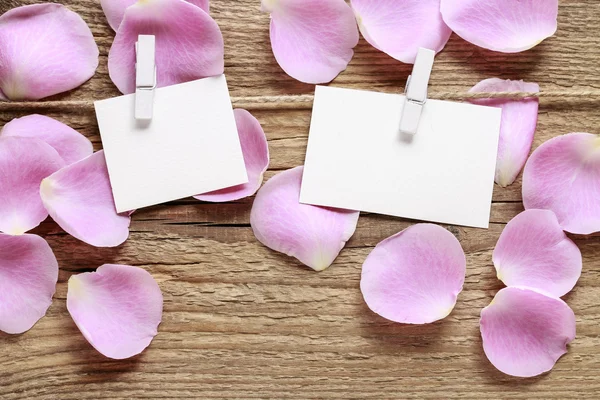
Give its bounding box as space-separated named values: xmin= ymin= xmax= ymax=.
xmin=1 ymin=89 xmax=600 ymax=112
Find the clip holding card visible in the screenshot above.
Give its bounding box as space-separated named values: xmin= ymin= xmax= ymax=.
xmin=399 ymin=48 xmax=436 ymax=136
xmin=135 ymin=35 xmax=156 ymax=121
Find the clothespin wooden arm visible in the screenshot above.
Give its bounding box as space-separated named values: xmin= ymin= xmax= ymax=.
xmin=399 ymin=48 xmax=435 ymax=136
xmin=135 ymin=35 xmax=156 ymax=121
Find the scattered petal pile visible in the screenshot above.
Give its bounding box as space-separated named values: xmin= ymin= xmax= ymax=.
xmin=0 ymin=117 xmax=124 ymax=245
xmin=523 ymin=133 xmax=600 ymax=235
xmin=195 ymin=109 xmax=269 ymax=202
xmin=262 ymin=0 xmax=559 ymax=84
xmin=0 ymin=3 xmax=99 ymax=100
xmin=440 ymin=0 xmax=559 ymax=53
xmin=1 ymin=114 xmax=93 ymax=165
xmin=361 ymin=224 xmax=466 ymax=324
xmin=493 ymin=209 xmax=582 ymax=297
xmin=41 ymin=151 xmax=131 ymax=248
xmin=0 ymin=4 xmax=160 ymax=359
xmin=0 ymin=234 xmax=59 ymax=334
xmin=0 ymin=114 xmax=142 ymax=356
xmin=469 ymin=79 xmax=540 ymax=187
xmin=0 ymin=127 xmax=158 ymax=355
xmin=101 ymin=0 xmax=209 ymax=31
xmin=109 ymin=0 xmax=224 ymax=94
xmin=480 ymin=287 xmax=576 ymax=378
xmin=483 ymin=204 xmax=584 ymax=376
xmin=0 ymin=137 xmax=64 ymax=235
xmin=261 ymin=0 xmax=359 ymax=84
xmin=67 ymin=264 xmax=163 ymax=359
xmin=251 ymin=167 xmax=359 ymax=271
xmin=351 ymin=0 xmax=451 ymax=63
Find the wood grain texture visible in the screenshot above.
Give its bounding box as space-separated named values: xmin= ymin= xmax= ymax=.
xmin=1 ymin=0 xmax=600 ymax=398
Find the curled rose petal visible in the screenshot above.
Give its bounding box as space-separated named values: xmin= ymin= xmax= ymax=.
xmin=1 ymin=114 xmax=93 ymax=165
xmin=480 ymin=287 xmax=576 ymax=377
xmin=361 ymin=224 xmax=466 ymax=324
xmin=523 ymin=133 xmax=600 ymax=235
xmin=109 ymin=0 xmax=224 ymax=94
xmin=440 ymin=0 xmax=558 ymax=53
xmin=261 ymin=0 xmax=359 ymax=84
xmin=493 ymin=210 xmax=582 ymax=298
xmin=469 ymin=79 xmax=540 ymax=187
xmin=101 ymin=0 xmax=209 ymax=31
xmin=350 ymin=0 xmax=451 ymax=64
xmin=0 ymin=137 xmax=64 ymax=235
xmin=195 ymin=109 xmax=269 ymax=202
xmin=67 ymin=264 xmax=163 ymax=359
xmin=0 ymin=233 xmax=58 ymax=334
xmin=250 ymin=166 xmax=359 ymax=271
xmin=0 ymin=4 xmax=99 ymax=100
xmin=40 ymin=151 xmax=131 ymax=247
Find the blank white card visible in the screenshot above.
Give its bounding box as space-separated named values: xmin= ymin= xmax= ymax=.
xmin=95 ymin=75 xmax=248 ymax=213
xmin=300 ymin=86 xmax=502 ymax=228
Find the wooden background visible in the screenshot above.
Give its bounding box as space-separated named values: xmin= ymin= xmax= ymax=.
xmin=1 ymin=0 xmax=600 ymax=398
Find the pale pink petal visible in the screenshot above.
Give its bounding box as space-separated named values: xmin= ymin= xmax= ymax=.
xmin=361 ymin=224 xmax=466 ymax=324
xmin=101 ymin=0 xmax=209 ymax=31
xmin=262 ymin=0 xmax=359 ymax=84
xmin=1 ymin=114 xmax=93 ymax=165
xmin=523 ymin=133 xmax=600 ymax=235
xmin=480 ymin=287 xmax=576 ymax=377
xmin=440 ymin=0 xmax=558 ymax=53
xmin=469 ymin=78 xmax=539 ymax=187
xmin=493 ymin=210 xmax=582 ymax=298
xmin=40 ymin=151 xmax=131 ymax=247
xmin=67 ymin=264 xmax=163 ymax=359
xmin=195 ymin=109 xmax=269 ymax=202
xmin=108 ymin=0 xmax=224 ymax=94
xmin=350 ymin=0 xmax=451 ymax=64
xmin=250 ymin=166 xmax=359 ymax=271
xmin=0 ymin=4 xmax=99 ymax=100
xmin=0 ymin=233 xmax=58 ymax=334
xmin=0 ymin=137 xmax=64 ymax=235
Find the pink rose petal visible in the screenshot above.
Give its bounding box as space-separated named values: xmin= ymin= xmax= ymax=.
xmin=351 ymin=0 xmax=451 ymax=64
xmin=361 ymin=224 xmax=466 ymax=324
xmin=523 ymin=133 xmax=600 ymax=235
xmin=40 ymin=151 xmax=131 ymax=247
xmin=67 ymin=264 xmax=163 ymax=359
xmin=108 ymin=0 xmax=224 ymax=94
xmin=195 ymin=109 xmax=269 ymax=202
xmin=0 ymin=4 xmax=99 ymax=100
xmin=493 ymin=209 xmax=582 ymax=298
xmin=250 ymin=166 xmax=359 ymax=271
xmin=1 ymin=114 xmax=93 ymax=166
xmin=469 ymin=79 xmax=540 ymax=187
xmin=101 ymin=0 xmax=209 ymax=31
xmin=0 ymin=233 xmax=58 ymax=334
xmin=480 ymin=287 xmax=576 ymax=377
xmin=440 ymin=0 xmax=558 ymax=53
xmin=0 ymin=137 xmax=64 ymax=235
xmin=262 ymin=0 xmax=359 ymax=84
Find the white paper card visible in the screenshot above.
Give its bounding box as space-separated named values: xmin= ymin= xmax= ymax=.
xmin=95 ymin=75 xmax=248 ymax=213
xmin=300 ymin=86 xmax=502 ymax=228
